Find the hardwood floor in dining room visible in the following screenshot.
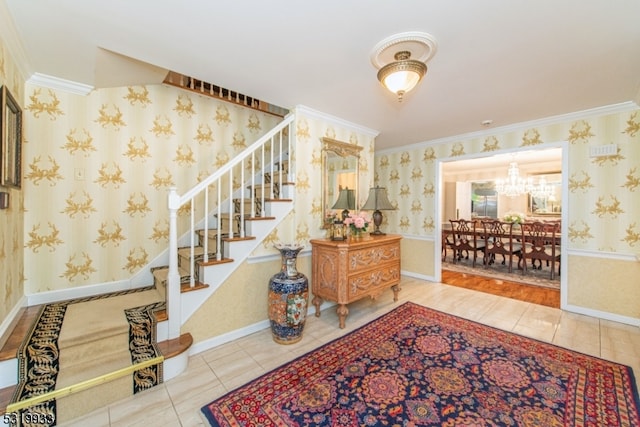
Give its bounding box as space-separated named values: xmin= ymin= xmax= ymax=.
xmin=441 ymin=269 xmax=560 ymax=308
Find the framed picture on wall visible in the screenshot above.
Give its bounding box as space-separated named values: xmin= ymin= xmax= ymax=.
xmin=0 ymin=85 xmax=22 ymax=188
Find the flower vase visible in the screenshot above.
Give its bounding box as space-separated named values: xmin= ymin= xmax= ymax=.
xmin=268 ymin=244 xmax=309 ymax=344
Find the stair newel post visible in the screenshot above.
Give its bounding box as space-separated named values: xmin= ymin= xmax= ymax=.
xmin=167 ymin=187 xmax=182 ymax=340
xmin=239 ymin=159 xmax=245 ymax=238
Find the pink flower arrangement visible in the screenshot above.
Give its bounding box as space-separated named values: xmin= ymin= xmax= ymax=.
xmin=343 ymin=211 xmax=370 ymax=235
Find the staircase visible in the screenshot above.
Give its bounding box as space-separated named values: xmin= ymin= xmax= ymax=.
xmin=156 ymin=113 xmax=295 ymax=344
xmin=0 ymin=112 xmax=296 ymax=422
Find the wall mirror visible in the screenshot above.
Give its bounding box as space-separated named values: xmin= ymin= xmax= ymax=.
xmin=321 ymin=137 xmax=362 ymax=228
xmin=528 ymin=172 xmax=562 ymax=216
xmin=1 ymin=86 xmax=22 ymax=188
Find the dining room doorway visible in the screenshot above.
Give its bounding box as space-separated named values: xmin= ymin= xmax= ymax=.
xmin=435 ymin=144 xmax=567 ymax=305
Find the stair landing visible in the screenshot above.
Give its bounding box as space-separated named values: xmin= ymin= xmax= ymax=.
xmin=0 ymin=297 xmax=192 ymax=416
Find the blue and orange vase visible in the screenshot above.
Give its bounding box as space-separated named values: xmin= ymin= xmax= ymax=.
xmin=268 ymin=244 xmax=309 ymax=344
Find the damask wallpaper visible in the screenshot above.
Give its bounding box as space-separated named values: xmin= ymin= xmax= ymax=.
xmin=22 ymin=83 xmax=284 ymax=294
xmin=0 ymin=37 xmax=25 ymax=326
xmin=375 ymin=108 xmax=640 ymax=320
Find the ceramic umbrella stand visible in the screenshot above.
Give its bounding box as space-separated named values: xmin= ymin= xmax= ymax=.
xmin=268 ymin=244 xmax=309 ymax=344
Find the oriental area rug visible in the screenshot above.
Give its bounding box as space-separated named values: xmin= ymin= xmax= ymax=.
xmin=201 ymin=302 xmax=640 ymax=426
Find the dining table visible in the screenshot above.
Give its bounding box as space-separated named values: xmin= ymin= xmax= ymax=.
xmin=442 ymin=220 xmax=561 ymax=273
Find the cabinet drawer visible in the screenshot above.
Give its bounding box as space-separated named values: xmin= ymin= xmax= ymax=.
xmin=348 ymin=243 xmax=400 ymax=274
xmin=347 ymin=263 xmax=400 ymax=300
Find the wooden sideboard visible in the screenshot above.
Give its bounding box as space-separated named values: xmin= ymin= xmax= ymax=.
xmin=310 ymin=234 xmax=402 ymax=328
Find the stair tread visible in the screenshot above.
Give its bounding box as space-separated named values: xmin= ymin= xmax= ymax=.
xmin=215 ymin=212 xmax=251 ymax=218
xmin=196 ymin=228 xmax=218 ymax=235
xmin=221 ymin=236 xmax=256 ymax=242
xmin=263 ymin=173 xmax=292 ymax=183
xmin=198 ymin=257 xmax=234 ymax=267
xmin=245 ymin=216 xmax=275 ymax=221
xmin=157 ymin=333 xmax=193 ymax=359
xmin=152 ymin=265 xmax=190 ymax=281
xmin=55 ymin=349 xmax=135 ymax=389
xmin=177 ymin=246 xmax=216 ymax=257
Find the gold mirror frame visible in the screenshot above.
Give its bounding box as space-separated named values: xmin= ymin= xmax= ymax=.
xmin=321 ymin=137 xmax=363 ymax=229
xmin=527 ymin=171 xmax=562 ymax=217
xmin=0 ymin=86 xmax=22 ymax=188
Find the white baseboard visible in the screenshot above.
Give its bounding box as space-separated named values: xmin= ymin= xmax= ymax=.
xmin=189 ymin=300 xmax=335 ymax=356
xmin=189 ymin=319 xmax=271 ymax=356
xmin=26 ymin=279 xmax=148 ymax=306
xmin=563 ymin=303 xmax=640 ymax=327
xmin=401 ymin=270 xmax=436 ymax=282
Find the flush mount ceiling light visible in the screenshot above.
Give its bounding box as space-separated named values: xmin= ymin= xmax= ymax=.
xmin=377 ymin=51 xmax=426 ymax=102
xmin=371 ymin=32 xmax=437 ymax=102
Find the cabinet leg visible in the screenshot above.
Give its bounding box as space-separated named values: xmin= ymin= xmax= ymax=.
xmin=337 ymin=304 xmax=349 ymax=329
xmin=312 ymin=295 xmax=323 ymax=317
xmin=392 ymin=284 xmax=401 ymax=302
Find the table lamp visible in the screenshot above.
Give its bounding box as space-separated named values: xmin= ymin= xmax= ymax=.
xmin=361 ymin=186 xmax=395 ymax=235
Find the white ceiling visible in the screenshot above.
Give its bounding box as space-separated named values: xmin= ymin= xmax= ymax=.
xmin=4 ymin=1 xmax=640 ymax=151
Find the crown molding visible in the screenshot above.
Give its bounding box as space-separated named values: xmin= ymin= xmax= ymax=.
xmin=27 ymin=72 xmax=94 ymax=95
xmin=294 ymin=104 xmax=380 ymax=138
xmin=376 ymin=101 xmax=640 ymax=155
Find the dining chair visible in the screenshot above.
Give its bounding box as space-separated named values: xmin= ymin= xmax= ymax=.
xmin=481 ymin=220 xmax=522 ymax=273
xmin=449 ymin=219 xmax=486 ymax=267
xmin=520 ymin=221 xmax=561 ymax=279
xmin=442 ymin=229 xmax=454 ymax=261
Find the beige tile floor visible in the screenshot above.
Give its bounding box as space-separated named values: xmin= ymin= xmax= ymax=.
xmin=61 ymin=276 xmax=640 ymax=426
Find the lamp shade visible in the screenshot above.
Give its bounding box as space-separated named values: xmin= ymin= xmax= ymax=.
xmin=332 ymin=188 xmax=356 ymax=210
xmin=361 ymin=186 xmax=394 ymax=211
xmin=361 ymin=186 xmax=395 ymax=235
xmin=332 ymin=188 xmax=356 ymax=220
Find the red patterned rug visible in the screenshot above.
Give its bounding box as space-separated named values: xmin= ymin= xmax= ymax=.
xmin=201 ymin=302 xmax=640 ymax=426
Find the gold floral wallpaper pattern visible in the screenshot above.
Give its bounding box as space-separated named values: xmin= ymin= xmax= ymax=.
xmin=0 ymin=37 xmax=25 ymax=325
xmin=375 ymin=108 xmax=640 ymax=319
xmin=23 ymin=83 xmax=283 ymax=293
xmin=376 ymin=110 xmax=640 ymax=252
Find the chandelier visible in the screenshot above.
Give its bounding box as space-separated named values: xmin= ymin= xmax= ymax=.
xmin=495 ymin=162 xmax=534 ymax=197
xmin=495 ymin=162 xmax=556 ymax=198
xmin=529 ymin=175 xmax=555 ymax=199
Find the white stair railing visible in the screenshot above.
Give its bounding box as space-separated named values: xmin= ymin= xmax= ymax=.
xmin=166 ymin=113 xmax=295 ymax=339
